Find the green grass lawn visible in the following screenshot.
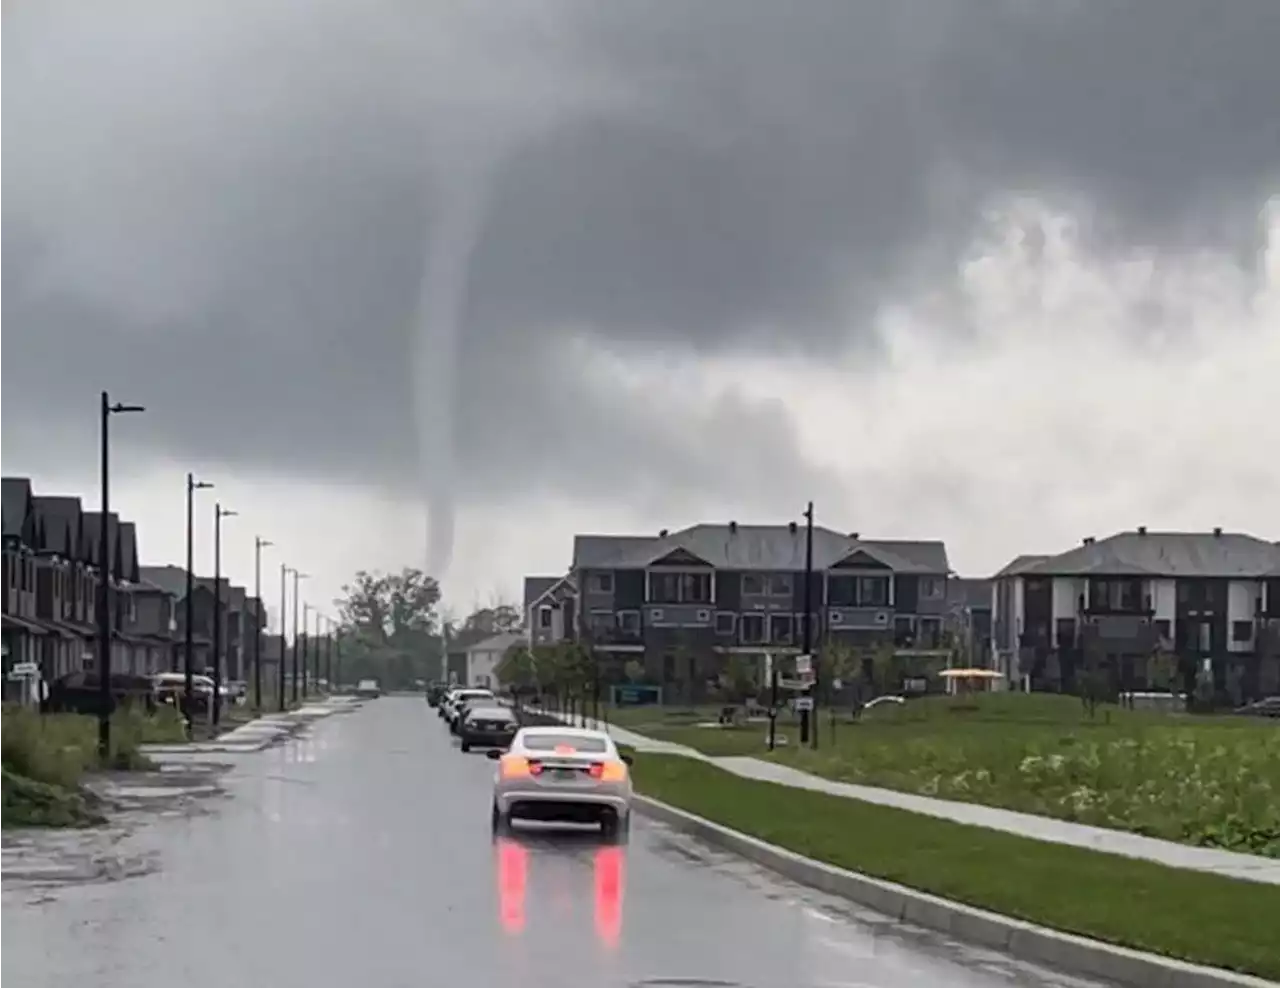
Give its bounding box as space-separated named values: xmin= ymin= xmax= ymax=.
xmin=628 ymin=751 xmax=1280 ymax=980
xmin=614 ymin=694 xmax=1280 ymax=856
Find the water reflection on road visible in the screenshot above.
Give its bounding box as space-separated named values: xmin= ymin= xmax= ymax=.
xmin=3 ymin=697 xmax=1112 ymax=988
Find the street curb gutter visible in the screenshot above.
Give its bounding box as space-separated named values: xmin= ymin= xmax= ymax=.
xmin=632 ymin=794 xmax=1278 ymax=988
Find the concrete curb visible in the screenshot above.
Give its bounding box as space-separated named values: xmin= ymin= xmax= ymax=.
xmin=632 ymin=794 xmax=1278 ymax=988
xmin=141 ymin=698 xmax=363 ymax=755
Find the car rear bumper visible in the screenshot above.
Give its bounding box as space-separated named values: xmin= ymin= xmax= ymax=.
xmin=462 ymin=731 xmax=515 ymax=747
xmin=497 ymin=789 xmax=630 ymax=818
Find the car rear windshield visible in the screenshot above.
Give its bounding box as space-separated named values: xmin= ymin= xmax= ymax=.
xmin=467 ymin=708 xmax=513 ymax=721
xmin=522 ymin=734 xmax=609 ymax=753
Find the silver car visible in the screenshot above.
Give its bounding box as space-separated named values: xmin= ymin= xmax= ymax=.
xmin=488 ymin=727 xmax=633 ymax=839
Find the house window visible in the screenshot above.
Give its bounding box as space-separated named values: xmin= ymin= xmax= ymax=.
xmin=1232 ymin=621 xmax=1254 ymax=643
xmin=1055 ymin=618 xmax=1077 ymax=647
xmin=618 ymin=610 xmax=641 ymax=634
xmin=714 ymin=612 xmax=737 ymax=635
xmin=590 ymin=572 xmax=613 ymax=594
xmin=857 ymin=577 xmax=889 ymax=607
xmin=741 ymin=574 xmax=765 ymax=595
xmin=682 ymin=572 xmax=713 ymax=603
xmin=827 ymin=575 xmax=856 ymax=607
xmin=769 ymin=573 xmax=793 ymax=597
xmin=918 ymin=617 xmax=942 ymax=648
xmin=740 ymin=613 xmax=766 ymax=644
xmin=589 ymin=610 xmax=614 ymax=633
xmin=539 ymin=606 xmax=553 ymax=629
xmin=920 ymin=577 xmax=944 ymax=599
xmin=893 ymin=615 xmax=915 ymax=646
xmin=652 ymin=571 xmax=712 ymax=603
xmin=649 ymin=572 xmax=682 ymax=603
xmin=1197 ymin=621 xmax=1212 ymax=652
xmin=1154 ymin=619 xmax=1172 ymax=642
xmin=770 ymin=613 xmax=794 ymax=644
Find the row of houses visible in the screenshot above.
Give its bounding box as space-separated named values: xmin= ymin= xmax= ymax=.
xmin=519 ymin=522 xmax=986 ymax=695
xmin=1 ymin=476 xmax=290 ymax=701
xmin=519 ymin=520 xmax=1280 ymax=702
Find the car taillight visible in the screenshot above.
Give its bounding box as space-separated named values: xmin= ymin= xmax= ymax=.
xmin=499 ymin=755 xmax=532 ymax=778
xmin=589 ymin=760 xmax=627 ymax=782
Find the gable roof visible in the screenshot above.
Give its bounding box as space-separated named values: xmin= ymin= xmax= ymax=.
xmin=138 ymin=565 xmax=212 ymax=601
xmin=81 ymin=511 xmax=121 ymax=574
xmin=574 ymin=524 xmax=948 ymax=574
xmin=523 ymin=575 xmax=561 ymax=614
xmin=992 ymin=554 xmax=1051 ymax=579
xmin=1019 ymin=531 xmax=1280 ymax=579
xmin=31 ymin=496 xmax=85 ymax=559
xmin=948 ymin=577 xmax=993 ymax=610
xmin=468 ymin=631 xmax=527 ymax=654
xmin=2 ymin=477 xmax=35 ymax=544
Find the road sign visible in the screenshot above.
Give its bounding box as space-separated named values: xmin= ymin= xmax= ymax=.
xmin=794 ymin=654 xmax=812 ymax=675
xmin=777 ymin=678 xmax=809 ymax=691
xmin=9 ymin=662 xmax=38 ymax=676
xmin=794 ymin=696 xmax=814 ymax=712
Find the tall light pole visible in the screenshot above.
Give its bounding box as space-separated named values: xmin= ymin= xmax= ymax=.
xmin=97 ymin=391 xmax=144 ymax=761
xmin=334 ymin=626 xmax=343 ymax=692
xmin=803 ymin=501 xmax=817 ymax=749
xmin=253 ymin=536 xmax=273 ymax=713
xmin=324 ymin=616 xmax=333 ymax=690
xmin=211 ymin=504 xmax=237 ymax=726
xmin=184 ymin=473 xmax=213 ymax=723
xmin=302 ymin=602 xmax=312 ymax=697
xmin=291 ymin=569 xmax=309 ymax=703
xmin=278 ymin=563 xmax=289 ymax=712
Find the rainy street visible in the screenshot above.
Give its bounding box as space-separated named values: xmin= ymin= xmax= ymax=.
xmin=2 ymin=697 xmax=1111 ymax=988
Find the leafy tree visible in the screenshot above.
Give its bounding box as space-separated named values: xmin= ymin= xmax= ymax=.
xmin=623 ymin=659 xmax=645 ymax=684
xmin=460 ymin=602 xmax=521 ymax=636
xmin=333 ymin=568 xmax=442 ymax=689
xmin=867 ymin=642 xmax=903 ymax=698
xmin=719 ymin=652 xmax=757 ymax=703
xmin=820 ymin=637 xmax=860 ymax=702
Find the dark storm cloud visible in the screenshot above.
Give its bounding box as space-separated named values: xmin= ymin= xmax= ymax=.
xmin=3 ymin=0 xmax=1277 ymax=507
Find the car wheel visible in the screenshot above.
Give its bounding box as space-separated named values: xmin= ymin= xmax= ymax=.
xmin=600 ymin=809 xmax=629 ymax=844
xmin=460 ymin=740 xmax=471 ymax=752
xmin=491 ymin=802 xmax=511 ymax=836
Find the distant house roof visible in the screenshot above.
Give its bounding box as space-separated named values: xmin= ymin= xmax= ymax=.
xmin=2 ymin=477 xmax=34 ymax=544
xmin=573 ymin=524 xmax=949 ymax=574
xmin=139 ymin=565 xmax=214 ymax=601
xmin=31 ymin=496 xmax=84 ymax=559
xmin=991 ymin=554 xmax=1052 ymax=579
xmin=523 ymin=575 xmax=561 ymax=614
xmin=1012 ymin=531 xmax=1280 ymax=579
xmin=81 ymin=511 xmax=120 ymax=574
xmin=948 ymin=577 xmax=992 ymax=610
xmin=467 ymin=631 xmax=527 ymax=655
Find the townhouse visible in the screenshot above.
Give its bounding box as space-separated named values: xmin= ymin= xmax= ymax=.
xmin=524 ymin=521 xmax=952 ymax=692
xmin=991 ymin=528 xmax=1280 ymax=701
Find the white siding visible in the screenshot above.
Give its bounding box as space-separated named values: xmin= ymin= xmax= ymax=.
xmin=1051 ymin=578 xmax=1081 ymax=645
xmin=1227 ymin=581 xmax=1258 ymax=653
xmin=1013 ymin=578 xmax=1026 ymax=638
xmin=467 ymin=647 xmax=503 ymax=687
xmin=1151 ymin=579 xmax=1177 ymax=626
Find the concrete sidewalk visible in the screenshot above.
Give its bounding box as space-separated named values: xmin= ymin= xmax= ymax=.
xmin=528 ymin=706 xmax=1280 ymax=887
xmin=141 ymin=695 xmax=365 ymax=755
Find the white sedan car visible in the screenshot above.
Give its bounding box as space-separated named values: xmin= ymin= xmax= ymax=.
xmin=488 ymin=726 xmax=633 ymax=839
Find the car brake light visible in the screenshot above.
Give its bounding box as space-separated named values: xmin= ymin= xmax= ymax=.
xmin=553 ymin=744 xmax=577 ymax=755
xmin=499 ymin=755 xmax=531 ymax=779
xmin=589 ymin=760 xmax=627 ymax=782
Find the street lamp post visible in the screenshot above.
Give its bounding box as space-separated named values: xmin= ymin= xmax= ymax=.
xmin=278 ymin=564 xmax=289 ymax=712
xmin=291 ymin=569 xmax=308 ymax=703
xmin=96 ymin=391 xmax=144 ymax=762
xmin=803 ymin=501 xmax=817 ymax=750
xmin=211 ymin=504 xmax=237 ymax=727
xmin=334 ymin=627 xmax=343 ymax=692
xmin=324 ymin=616 xmax=333 ymax=690
xmin=302 ymin=602 xmax=311 ymax=698
xmin=252 ymin=536 xmax=273 ymax=713
xmin=183 ymin=473 xmax=213 ymax=725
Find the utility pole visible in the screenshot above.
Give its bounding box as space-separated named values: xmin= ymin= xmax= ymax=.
xmin=278 ymin=563 xmax=289 ymax=712
xmin=97 ymin=391 xmax=144 ymax=761
xmin=804 ymin=501 xmax=817 ymax=749
xmin=183 ymin=473 xmax=212 ymax=724
xmin=211 ymin=504 xmax=237 ymax=726
xmin=291 ymin=569 xmax=308 ymax=703
xmin=324 ymin=615 xmax=333 ymax=689
xmin=252 ymin=536 xmax=273 ymax=713
xmin=302 ymin=602 xmax=311 ymax=697
xmin=334 ymin=627 xmax=343 ymax=691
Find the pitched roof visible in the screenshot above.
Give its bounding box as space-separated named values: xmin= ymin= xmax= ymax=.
xmin=116 ymin=521 xmax=140 ymax=583
xmin=2 ymin=477 xmax=34 ymax=543
xmin=138 ymin=565 xmax=212 ymax=600
xmin=81 ymin=511 xmax=120 ymax=572
xmin=574 ymin=524 xmax=949 ymax=574
xmin=1019 ymin=531 xmax=1280 ymax=579
xmin=948 ymin=577 xmax=993 ymax=610
xmin=468 ymin=631 xmax=527 ymax=654
xmin=992 ymin=554 xmax=1051 ymax=579
xmin=31 ymin=496 xmax=84 ymax=559
xmin=523 ymin=575 xmax=561 ymax=614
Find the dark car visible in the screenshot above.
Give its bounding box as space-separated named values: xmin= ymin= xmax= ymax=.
xmin=459 ymin=705 xmax=518 ymax=752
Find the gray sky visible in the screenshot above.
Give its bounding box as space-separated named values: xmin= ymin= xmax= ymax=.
xmin=3 ymin=0 xmax=1278 ymax=612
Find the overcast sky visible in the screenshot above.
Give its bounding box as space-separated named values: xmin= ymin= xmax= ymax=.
xmin=4 ymin=0 xmax=1278 ymax=626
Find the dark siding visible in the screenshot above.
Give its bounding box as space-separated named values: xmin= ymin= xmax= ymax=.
xmin=893 ymin=575 xmax=919 ymax=614
xmin=562 ymin=597 xmax=577 ymax=638
xmin=1267 ymin=579 xmax=1280 ymax=618
xmin=718 ymin=570 xmax=742 ymax=611
xmin=790 ymin=571 xmax=822 ymax=612
xmin=615 ymin=569 xmax=645 ymax=609
xmin=1023 ymin=578 xmax=1053 ymax=644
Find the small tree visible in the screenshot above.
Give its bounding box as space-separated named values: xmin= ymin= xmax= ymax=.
xmin=868 ymin=641 xmax=902 ymax=698
xmin=720 ymin=652 xmax=756 ymax=704
xmin=496 ymin=644 xmax=537 ymax=699
xmin=623 ymin=659 xmax=644 ymax=684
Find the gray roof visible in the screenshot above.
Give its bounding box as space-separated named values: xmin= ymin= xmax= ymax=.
xmin=81 ymin=512 xmax=120 ymax=572
xmin=31 ymin=496 xmax=84 ymax=559
xmin=991 ymin=554 xmax=1052 ymax=579
xmin=573 ymin=524 xmax=949 ymax=574
xmin=116 ymin=521 xmax=140 ymax=583
xmin=948 ymin=577 xmax=993 ymax=610
xmin=468 ymin=631 xmax=527 ymax=654
xmin=1018 ymin=531 xmax=1280 ymax=579
xmin=138 ymin=565 xmax=214 ymax=600
xmin=2 ymin=477 xmax=33 ymax=542
xmin=523 ymin=575 xmax=560 ymax=614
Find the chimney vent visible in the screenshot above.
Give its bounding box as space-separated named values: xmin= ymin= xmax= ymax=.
xmin=729 ymin=520 xmax=737 ymax=533
xmin=850 ymin=532 xmax=860 ymax=540
xmin=788 ymin=520 xmax=798 ymax=534
xmin=1083 ymin=536 xmax=1095 ymax=545
xmin=1137 ymin=526 xmax=1147 ymax=535
xmin=1213 ymin=526 xmax=1223 ymax=536
xmin=658 ymin=528 xmax=668 ymax=538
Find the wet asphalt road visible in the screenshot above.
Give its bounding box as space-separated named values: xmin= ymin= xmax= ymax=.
xmin=2 ymin=697 xmax=1113 ymax=988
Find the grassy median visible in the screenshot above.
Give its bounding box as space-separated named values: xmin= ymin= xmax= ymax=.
xmin=627 ymin=750 xmax=1280 ymax=981
xmin=617 ymin=694 xmax=1280 ymax=856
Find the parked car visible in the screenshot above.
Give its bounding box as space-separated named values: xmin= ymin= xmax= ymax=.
xmin=355 ymin=679 xmax=381 ymax=699
xmin=448 ymin=689 xmax=496 ymax=733
xmin=458 ymin=705 xmax=518 ymax=752
xmin=45 ymin=672 xmax=158 ymax=716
